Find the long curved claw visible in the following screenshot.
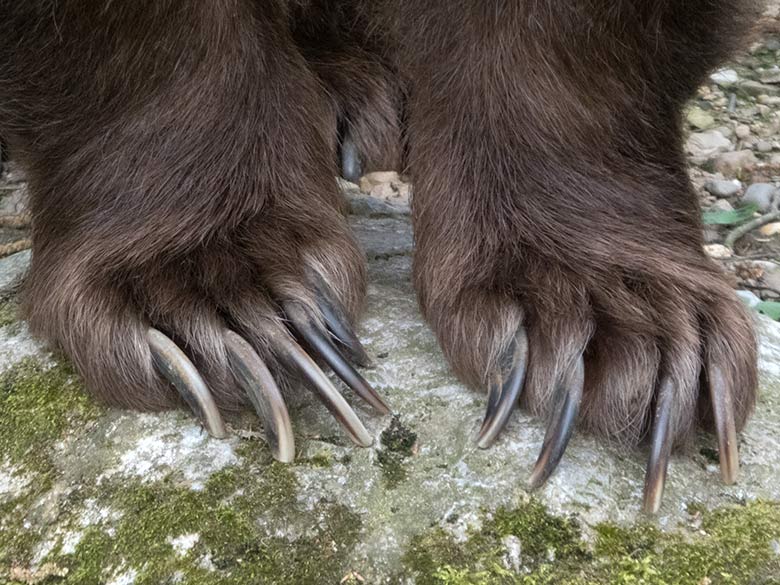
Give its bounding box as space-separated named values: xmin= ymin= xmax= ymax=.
xmin=528 ymin=356 xmax=585 ymax=489
xmin=224 ymin=331 xmax=295 ymax=463
xmin=477 ymin=329 xmax=529 ymax=449
xmin=311 ymin=275 xmax=373 ymax=368
xmin=284 ymin=302 xmax=390 ymax=415
xmin=642 ymin=376 xmax=674 ymax=514
xmin=708 ymin=361 xmax=739 ymax=484
xmin=269 ymin=329 xmax=373 ymax=447
xmin=340 ymin=136 xmax=363 ymax=184
xmin=146 ymin=328 xmax=227 ymax=439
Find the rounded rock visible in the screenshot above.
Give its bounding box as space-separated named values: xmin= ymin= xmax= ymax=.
xmin=704 ymin=180 xmax=742 ymax=198
xmin=742 ymin=183 xmax=778 ymax=212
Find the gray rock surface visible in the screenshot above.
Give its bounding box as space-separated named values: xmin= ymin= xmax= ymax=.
xmin=704 ymin=179 xmax=742 ymax=198
xmin=742 ymin=182 xmax=778 ymax=212
xmin=686 ymin=129 xmax=733 ymax=159
xmin=1 ymin=211 xmax=779 ymax=583
xmin=0 ymin=249 xmax=30 ymax=290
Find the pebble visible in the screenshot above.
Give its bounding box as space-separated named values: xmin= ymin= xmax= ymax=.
xmin=685 ymin=130 xmax=732 ymax=158
xmin=713 ymin=125 xmax=734 ymax=138
xmin=710 ymin=69 xmax=739 ymax=85
xmin=736 ymin=290 xmax=762 ymax=308
xmin=708 ymin=199 xmax=734 ymax=212
xmin=687 ymin=107 xmax=715 ymax=130
xmin=757 ymin=140 xmax=773 ymax=153
xmin=0 ymin=250 xmax=31 ymax=290
xmin=740 ymin=80 xmax=780 ymax=97
xmin=758 ymin=95 xmax=780 ymax=106
xmin=759 ymin=67 xmax=780 ymax=84
xmin=735 ymin=124 xmax=752 ymax=140
xmin=704 ymin=244 xmax=733 ymax=259
xmin=759 ymin=222 xmax=780 ymax=236
xmin=714 ymin=150 xmax=757 ymax=175
xmin=359 ymin=171 xmax=401 ymax=193
xmin=704 ymin=179 xmax=742 ymax=197
xmin=742 ymin=183 xmax=778 ymax=212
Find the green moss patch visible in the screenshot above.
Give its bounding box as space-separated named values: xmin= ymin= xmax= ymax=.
xmin=56 ymin=463 xmax=359 ymax=585
xmin=0 ymin=299 xmax=18 ymax=328
xmin=375 ymin=416 xmax=418 ymax=488
xmin=2 ymin=442 xmax=363 ymax=585
xmin=0 ymin=358 xmax=100 ymax=473
xmin=403 ymin=498 xmax=587 ymax=585
xmin=402 ymin=499 xmax=780 ymax=585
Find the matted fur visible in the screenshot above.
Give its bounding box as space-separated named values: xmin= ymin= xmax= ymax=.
xmin=0 ymin=0 xmax=760 ymax=446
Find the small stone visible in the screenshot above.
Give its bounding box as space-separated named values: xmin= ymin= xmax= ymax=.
xmin=685 ymin=130 xmax=733 ymax=159
xmin=735 ymin=124 xmax=752 ymax=140
xmin=687 ymin=107 xmax=715 ymax=130
xmin=359 ymin=171 xmax=400 ymax=193
xmin=346 ymin=194 xmax=410 ymax=217
xmin=714 ymin=150 xmax=758 ymax=176
xmin=757 ymin=140 xmax=773 ymax=153
xmin=370 ymin=182 xmax=398 ymax=200
xmin=740 ymin=80 xmax=780 ymax=97
xmin=758 ymin=95 xmax=780 ymax=106
xmin=713 ymin=125 xmax=734 ymax=139
xmin=710 ymin=69 xmax=739 ymax=85
xmin=708 ymin=199 xmax=734 ymax=212
xmin=704 ymin=179 xmax=742 ymax=197
xmin=759 ymin=222 xmax=780 ymax=236
xmin=0 ymin=249 xmax=31 ymax=290
xmin=736 ymin=290 xmax=762 ymax=308
xmin=742 ymin=183 xmax=778 ymax=212
xmin=704 ymin=244 xmax=733 ymax=259
xmin=759 ymin=67 xmax=780 ymax=84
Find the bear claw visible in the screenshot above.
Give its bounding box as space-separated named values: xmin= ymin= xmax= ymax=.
xmin=147 ymin=328 xmax=228 ymax=440
xmin=224 ymin=330 xmax=296 ymax=463
xmin=477 ymin=328 xmax=529 ymax=449
xmin=147 ymin=294 xmax=388 ymax=460
xmin=527 ymin=355 xmax=585 ymax=490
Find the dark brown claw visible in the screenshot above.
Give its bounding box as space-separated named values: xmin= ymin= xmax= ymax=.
xmin=224 ymin=330 xmax=295 ymax=463
xmin=708 ymin=361 xmax=739 ymax=484
xmin=340 ymin=135 xmax=363 ymax=184
xmin=477 ymin=329 xmax=529 ymax=448
xmin=269 ymin=328 xmax=373 ymax=447
xmin=528 ymin=355 xmax=585 ymax=489
xmin=642 ymin=376 xmax=674 ymax=514
xmin=146 ymin=328 xmax=227 ymax=439
xmin=310 ymin=273 xmax=373 ymax=368
xmin=283 ymin=301 xmax=390 ymax=414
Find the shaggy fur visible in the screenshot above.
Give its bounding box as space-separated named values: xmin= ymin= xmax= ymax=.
xmin=0 ymin=0 xmax=759 ymax=446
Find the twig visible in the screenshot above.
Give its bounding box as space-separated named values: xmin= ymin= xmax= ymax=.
xmin=741 ymin=283 xmax=780 ymax=297
xmin=723 ymin=253 xmax=780 ymax=263
xmin=725 ymin=210 xmax=780 ymax=248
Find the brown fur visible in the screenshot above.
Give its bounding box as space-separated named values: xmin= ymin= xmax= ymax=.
xmin=0 ymin=0 xmax=760 ymax=446
xmin=398 ymin=0 xmax=760 ymax=445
